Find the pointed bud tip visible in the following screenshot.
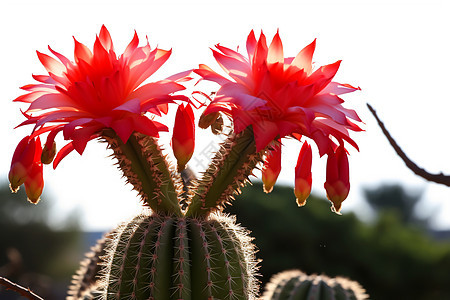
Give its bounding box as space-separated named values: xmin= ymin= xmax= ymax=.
xmin=296 ymin=198 xmax=306 ymax=207
xmin=27 ymin=197 xmax=41 ymax=205
xmin=263 ymin=184 xmax=273 ymax=194
xmin=330 ymin=204 xmax=342 ymax=215
xmin=9 ymin=184 xmax=20 ymax=193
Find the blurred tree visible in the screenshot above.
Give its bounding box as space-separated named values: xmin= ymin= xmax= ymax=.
xmin=363 ymin=183 xmax=429 ymax=228
xmin=0 ymin=182 xmax=81 ymax=299
xmin=226 ymin=181 xmax=450 ymax=300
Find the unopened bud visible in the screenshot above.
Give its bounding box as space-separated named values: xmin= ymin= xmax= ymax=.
xmin=198 ymin=112 xmax=220 ymax=129
xmin=41 ymin=141 xmax=57 ymax=164
xmin=210 ymin=114 xmax=224 ymax=135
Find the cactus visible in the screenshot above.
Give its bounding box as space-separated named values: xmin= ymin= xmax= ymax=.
xmin=9 ymin=28 xmax=364 ymax=300
xmin=67 ymin=232 xmax=113 ymax=300
xmin=263 ymin=270 xmax=368 ymax=300
xmin=68 ymin=212 xmax=258 ymax=300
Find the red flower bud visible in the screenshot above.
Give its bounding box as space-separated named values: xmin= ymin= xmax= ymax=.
xmin=324 ymin=146 xmax=350 ymax=214
xmin=172 ymin=104 xmax=195 ymax=171
xmin=262 ymin=142 xmax=281 ymax=193
xmin=9 ymin=136 xmax=44 ymax=203
xmin=294 ymin=141 xmax=312 ymax=206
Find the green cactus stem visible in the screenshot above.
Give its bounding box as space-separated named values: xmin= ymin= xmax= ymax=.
xmin=263 ymin=270 xmax=368 ymax=300
xmin=102 ymin=130 xmax=182 ymax=216
xmin=185 ymin=127 xmax=264 ymax=217
xmin=70 ymin=211 xmax=259 ymax=300
xmin=67 ymin=232 xmax=112 ymax=300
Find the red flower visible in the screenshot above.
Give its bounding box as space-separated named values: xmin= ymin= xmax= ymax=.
xmin=9 ymin=136 xmax=44 ymax=204
xmin=196 ymin=30 xmax=362 ymax=210
xmin=262 ymin=141 xmax=281 ymax=193
xmin=324 ymin=146 xmax=350 ymax=214
xmin=14 ymin=25 xmax=188 ymax=168
xmin=172 ymin=103 xmax=195 ymax=171
xmin=294 ymin=141 xmax=312 ymax=207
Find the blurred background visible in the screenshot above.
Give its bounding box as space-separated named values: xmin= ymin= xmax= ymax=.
xmin=1 ymin=0 xmax=450 ymax=298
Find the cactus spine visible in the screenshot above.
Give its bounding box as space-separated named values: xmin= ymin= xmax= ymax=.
xmin=69 ymin=212 xmax=258 ymax=299
xmin=263 ymin=270 xmax=368 ymax=300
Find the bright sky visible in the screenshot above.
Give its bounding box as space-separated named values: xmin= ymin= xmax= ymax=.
xmin=1 ymin=0 xmax=449 ymax=231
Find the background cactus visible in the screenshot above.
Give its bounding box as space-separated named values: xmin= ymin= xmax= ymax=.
xmin=68 ymin=211 xmax=259 ymax=300
xmin=263 ymin=270 xmax=368 ymax=300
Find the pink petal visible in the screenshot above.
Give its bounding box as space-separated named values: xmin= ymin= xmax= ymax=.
xmin=246 ymin=30 xmax=257 ymax=62
xmin=36 ymin=51 xmax=66 ymax=77
xmin=113 ymin=98 xmax=141 ymax=114
xmin=53 ymin=142 xmax=75 ymax=168
xmin=26 ymin=93 xmax=76 ymax=112
xmin=99 ymin=25 xmax=114 ymax=52
xmin=291 ymin=39 xmax=316 ymax=74
xmin=32 ymin=74 xmax=56 ymax=84
xmin=48 ymin=46 xmax=71 ymax=66
xmin=63 ymin=118 xmax=94 ymax=140
xmin=71 ymin=126 xmax=101 ymax=154
xmin=253 ymin=31 xmax=268 ymax=67
xmin=194 ymin=64 xmax=230 ymax=86
xmin=111 ymin=117 xmax=134 ymax=143
xmin=130 ymin=80 xmax=184 ymax=103
xmin=165 ymin=69 xmax=193 ymax=82
xmin=267 ymin=30 xmax=284 ymax=64
xmin=73 ymin=37 xmax=93 ymax=63
xmin=132 ymin=115 xmax=161 ymax=137
xmin=319 ymin=82 xmax=360 ymax=95
xmin=215 ymin=44 xmax=248 ymax=63
xmin=212 ymin=49 xmax=252 ymax=86
xmin=252 ymin=120 xmax=279 ymax=151
xmin=124 ymin=31 xmax=139 ymax=57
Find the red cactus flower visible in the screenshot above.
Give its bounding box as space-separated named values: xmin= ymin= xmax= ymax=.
xmin=172 ymin=103 xmax=195 ymax=171
xmin=195 ymin=30 xmax=362 ymax=210
xmin=262 ymin=141 xmax=282 ymax=193
xmin=14 ymin=25 xmax=189 ymax=169
xmin=294 ymin=141 xmax=312 ymax=207
xmin=324 ymin=146 xmax=350 ymax=213
xmin=9 ymin=136 xmax=44 ymax=203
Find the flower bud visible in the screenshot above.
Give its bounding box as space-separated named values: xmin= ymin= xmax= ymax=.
xmin=9 ymin=136 xmax=42 ymax=193
xmin=198 ymin=111 xmax=220 ymax=129
xmin=262 ymin=142 xmax=281 ymax=193
xmin=294 ymin=141 xmax=312 ymax=206
xmin=41 ymin=141 xmax=57 ymax=165
xmin=24 ymin=161 xmax=44 ymax=204
xmin=210 ymin=114 xmax=224 ymax=135
xmin=324 ymin=146 xmax=350 ymax=214
xmin=172 ymin=104 xmax=195 ymax=171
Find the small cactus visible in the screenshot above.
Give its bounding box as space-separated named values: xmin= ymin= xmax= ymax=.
xmin=68 ymin=211 xmax=259 ymax=300
xmin=263 ymin=270 xmax=368 ymax=300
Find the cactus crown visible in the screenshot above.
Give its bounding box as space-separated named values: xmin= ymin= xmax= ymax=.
xmin=68 ymin=211 xmax=259 ymax=300
xmin=263 ymin=270 xmax=369 ymax=300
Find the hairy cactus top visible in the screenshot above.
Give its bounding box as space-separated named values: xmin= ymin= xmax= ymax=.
xmin=9 ymin=26 xmax=362 ymax=217
xmin=263 ymin=270 xmax=369 ymax=300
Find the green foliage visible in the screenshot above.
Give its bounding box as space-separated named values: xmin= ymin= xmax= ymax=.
xmin=226 ymin=182 xmax=450 ymax=300
xmin=363 ymin=183 xmax=428 ymax=227
xmin=0 ymin=183 xmax=81 ymax=299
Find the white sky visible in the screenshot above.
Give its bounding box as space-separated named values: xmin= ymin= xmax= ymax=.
xmin=1 ymin=0 xmax=450 ymax=231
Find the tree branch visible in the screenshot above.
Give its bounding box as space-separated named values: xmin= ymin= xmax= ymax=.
xmin=367 ymin=103 xmax=450 ymax=186
xmin=0 ymin=276 xmax=44 ymax=300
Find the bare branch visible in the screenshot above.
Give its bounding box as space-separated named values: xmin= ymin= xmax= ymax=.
xmin=367 ymin=103 xmax=450 ymax=186
xmin=0 ymin=276 xmax=44 ymax=300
